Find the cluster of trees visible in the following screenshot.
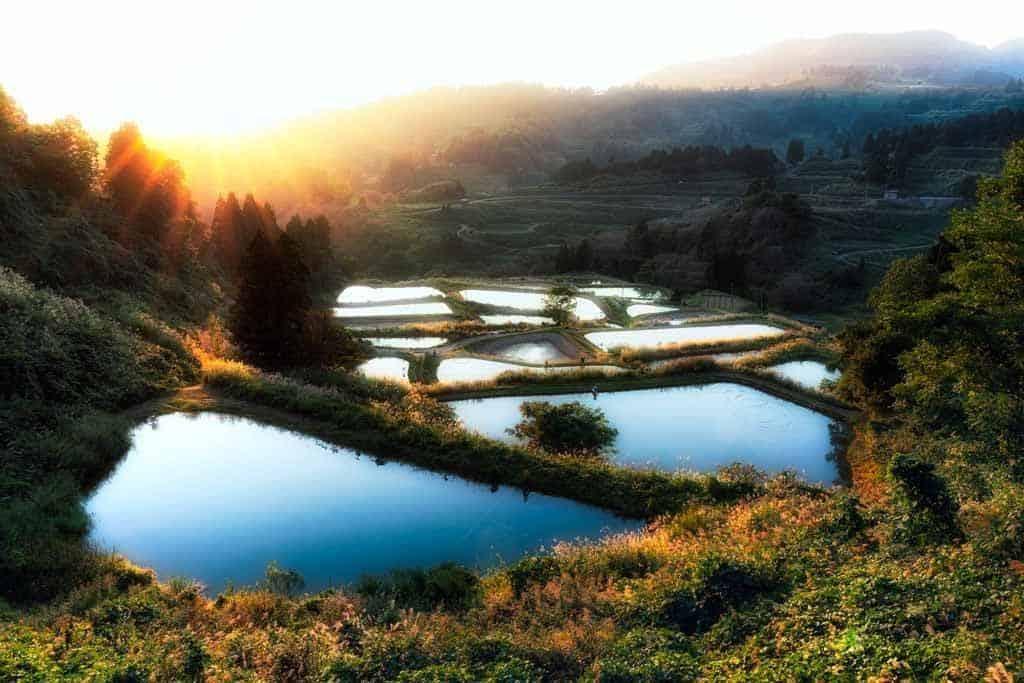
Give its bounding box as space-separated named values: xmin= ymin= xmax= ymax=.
xmin=554 ymin=240 xmax=596 ymax=274
xmin=229 ymin=225 xmax=354 ymax=367
xmin=555 ymin=144 xmax=781 ymax=183
xmin=840 ymin=140 xmax=1024 ymax=456
xmin=209 ymin=193 xmax=351 ymax=365
xmin=443 ymin=125 xmax=557 ymax=174
xmin=551 ymin=187 xmax=828 ymax=310
xmin=862 ymin=106 xmax=1024 ymax=185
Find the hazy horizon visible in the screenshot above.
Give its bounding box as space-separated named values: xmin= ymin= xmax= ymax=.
xmin=4 ymin=0 xmax=1022 ymax=138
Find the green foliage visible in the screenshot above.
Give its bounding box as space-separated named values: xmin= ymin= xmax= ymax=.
xmin=651 ymin=555 xmax=779 ymax=634
xmin=594 ymin=629 xmax=698 ymax=682
xmin=509 ymin=400 xmax=618 ymax=456
xmin=506 ymin=556 xmax=561 ymax=597
xmin=356 ymin=562 xmax=479 ymax=615
xmin=839 ymin=141 xmax=1024 ymax=457
xmin=888 ymin=455 xmax=961 ymax=545
xmin=0 ymin=267 xmax=195 ymax=415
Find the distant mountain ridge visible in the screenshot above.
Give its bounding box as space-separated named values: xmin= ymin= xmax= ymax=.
xmin=641 ymin=31 xmax=1024 ymax=90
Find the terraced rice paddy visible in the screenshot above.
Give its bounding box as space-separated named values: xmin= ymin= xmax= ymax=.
xmin=586 ymin=324 xmax=785 ymax=350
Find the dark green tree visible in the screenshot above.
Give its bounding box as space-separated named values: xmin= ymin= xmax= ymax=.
xmin=230 ymin=230 xmax=311 ymax=366
xmin=509 ymin=401 xmax=618 ymax=456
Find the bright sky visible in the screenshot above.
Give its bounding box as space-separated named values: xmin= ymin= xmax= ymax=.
xmin=3 ymin=0 xmax=1021 ymax=137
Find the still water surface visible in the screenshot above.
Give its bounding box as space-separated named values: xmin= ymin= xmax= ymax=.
xmin=461 ymin=289 xmax=605 ymax=321
xmin=355 ymin=357 xmax=410 ymax=382
xmin=86 ymin=413 xmax=639 ymax=592
xmin=449 ymin=383 xmax=839 ymax=484
xmin=364 ymin=337 xmax=448 ymax=349
xmin=586 ymin=324 xmax=784 ymax=350
xmin=337 ymin=285 xmax=444 ymax=304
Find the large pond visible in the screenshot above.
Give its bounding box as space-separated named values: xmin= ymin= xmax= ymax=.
xmin=449 ymin=383 xmax=840 ymax=484
xmin=337 ymin=285 xmax=444 ymax=304
xmin=769 ymin=361 xmax=841 ymax=391
xmin=364 ymin=337 xmax=448 ymax=349
xmin=356 ymin=357 xmax=410 ymax=382
xmin=460 ymin=289 xmax=605 ymax=321
xmin=586 ymin=324 xmax=785 ymax=350
xmin=437 ymin=358 xmax=624 ymax=383
xmin=86 ymin=413 xmax=639 ymax=593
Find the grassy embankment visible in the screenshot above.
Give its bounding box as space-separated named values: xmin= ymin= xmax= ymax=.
xmin=202 ymin=360 xmax=754 ymax=519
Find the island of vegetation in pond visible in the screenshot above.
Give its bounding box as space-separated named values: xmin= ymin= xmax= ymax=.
xmin=87 ymin=413 xmax=641 ymax=592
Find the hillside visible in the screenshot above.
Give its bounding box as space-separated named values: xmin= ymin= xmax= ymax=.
xmin=641 ymin=30 xmax=1024 ymax=90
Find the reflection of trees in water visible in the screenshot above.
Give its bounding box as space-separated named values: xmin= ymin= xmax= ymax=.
xmin=826 ymin=420 xmax=853 ymax=485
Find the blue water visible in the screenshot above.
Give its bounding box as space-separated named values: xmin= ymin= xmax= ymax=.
xmin=86 ymin=413 xmax=639 ymax=593
xmin=449 ymin=383 xmax=840 ymax=484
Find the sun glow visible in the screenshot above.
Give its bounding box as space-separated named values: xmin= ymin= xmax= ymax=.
xmin=3 ymin=0 xmax=1021 ymax=138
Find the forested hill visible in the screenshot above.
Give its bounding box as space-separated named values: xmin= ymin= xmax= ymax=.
xmin=164 ymin=83 xmax=1024 ymax=214
xmin=641 ymin=30 xmax=1024 ymax=89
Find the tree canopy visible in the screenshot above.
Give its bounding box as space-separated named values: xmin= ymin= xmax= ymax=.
xmin=543 ymin=284 xmax=577 ymax=326
xmin=509 ymin=401 xmax=618 ymax=456
xmin=839 ymin=140 xmax=1024 ymax=458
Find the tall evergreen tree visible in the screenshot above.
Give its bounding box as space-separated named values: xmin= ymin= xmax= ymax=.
xmin=211 ymin=192 xmax=245 ymax=274
xmin=230 ymin=230 xmax=312 ymax=366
